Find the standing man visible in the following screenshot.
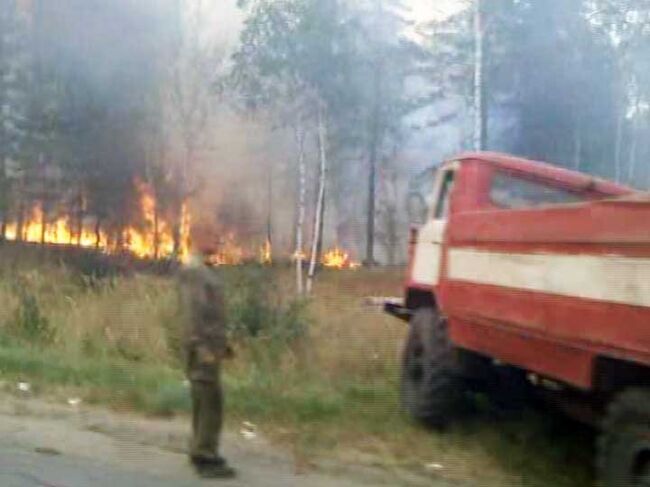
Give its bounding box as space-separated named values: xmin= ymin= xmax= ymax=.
xmin=178 ymin=236 xmax=235 ymax=479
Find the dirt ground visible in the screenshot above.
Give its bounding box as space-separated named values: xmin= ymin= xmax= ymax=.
xmin=0 ymin=392 xmax=457 ymax=487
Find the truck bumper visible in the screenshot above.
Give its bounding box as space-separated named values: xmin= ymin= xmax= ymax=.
xmin=383 ymin=298 xmax=412 ymax=322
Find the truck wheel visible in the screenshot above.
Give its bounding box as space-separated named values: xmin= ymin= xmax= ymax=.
xmin=598 ymin=388 xmax=650 ymax=487
xmin=400 ymin=307 xmax=461 ymax=427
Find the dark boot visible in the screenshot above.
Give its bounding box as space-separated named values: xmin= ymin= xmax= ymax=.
xmin=191 ymin=456 xmax=236 ymax=479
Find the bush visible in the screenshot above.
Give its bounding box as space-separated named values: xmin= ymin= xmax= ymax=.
xmin=11 ymin=278 xmax=54 ymax=345
xmin=223 ymin=266 xmax=309 ymax=345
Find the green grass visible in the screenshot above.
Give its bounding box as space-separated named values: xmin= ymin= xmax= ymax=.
xmin=0 ymin=341 xmax=186 ymax=414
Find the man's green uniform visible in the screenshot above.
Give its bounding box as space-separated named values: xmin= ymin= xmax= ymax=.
xmin=178 ymin=259 xmax=233 ymax=477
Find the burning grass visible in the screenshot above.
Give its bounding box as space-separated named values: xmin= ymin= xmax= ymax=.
xmin=0 ymin=251 xmax=593 ymax=487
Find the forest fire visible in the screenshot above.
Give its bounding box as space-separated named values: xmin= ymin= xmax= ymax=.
xmin=3 ymin=181 xmax=191 ymax=261
xmin=259 ymin=238 xmax=272 ymax=264
xmin=322 ymin=247 xmax=361 ymax=270
xmin=206 ymin=233 xmax=245 ymax=266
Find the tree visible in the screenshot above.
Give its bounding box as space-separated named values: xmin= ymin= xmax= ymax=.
xmin=163 ymin=0 xmax=225 ymax=258
xmin=424 ymin=0 xmax=625 ymax=182
xmin=590 ymin=0 xmax=650 ymax=187
xmin=232 ymin=0 xmax=353 ymax=291
xmin=473 ymin=0 xmax=486 ymax=151
xmin=347 ymin=0 xmax=427 ymax=266
xmin=0 ymin=0 xmax=30 ymax=240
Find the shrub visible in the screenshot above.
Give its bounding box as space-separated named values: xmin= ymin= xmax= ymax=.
xmin=223 ymin=266 xmax=309 ymax=345
xmin=11 ymin=279 xmax=54 ymax=345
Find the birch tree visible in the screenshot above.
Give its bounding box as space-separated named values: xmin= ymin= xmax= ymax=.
xmin=306 ymin=103 xmax=328 ymax=293
xmin=232 ymin=0 xmax=351 ymax=291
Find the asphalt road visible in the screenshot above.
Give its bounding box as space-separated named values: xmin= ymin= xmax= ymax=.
xmin=0 ymin=394 xmax=444 ymax=487
xmin=0 ymin=445 xmax=204 ymax=487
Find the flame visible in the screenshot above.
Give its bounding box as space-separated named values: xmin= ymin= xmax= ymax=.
xmin=322 ymin=247 xmax=361 ymax=270
xmin=122 ymin=180 xmax=191 ymax=261
xmin=259 ymin=238 xmax=272 ymax=264
xmin=3 ymin=180 xmax=191 ymax=261
xmin=4 ymin=205 xmax=92 ymax=249
xmin=207 ymin=232 xmax=245 ymax=266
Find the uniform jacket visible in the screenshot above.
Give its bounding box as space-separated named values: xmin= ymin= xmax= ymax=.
xmin=177 ymin=261 xmax=229 ymax=381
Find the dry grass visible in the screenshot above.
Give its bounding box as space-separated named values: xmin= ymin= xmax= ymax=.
xmin=308 ymin=269 xmax=407 ymax=383
xmin=0 ymin=266 xmax=178 ymax=364
xmin=0 ymin=251 xmax=594 ymax=487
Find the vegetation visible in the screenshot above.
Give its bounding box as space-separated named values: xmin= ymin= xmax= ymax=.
xmin=0 ymin=251 xmax=595 ymax=486
xmin=1 ymin=0 xmax=649 ymax=272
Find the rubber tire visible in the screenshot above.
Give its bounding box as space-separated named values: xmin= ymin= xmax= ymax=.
xmin=400 ymin=307 xmax=462 ymax=427
xmin=598 ymin=388 xmax=650 ymax=487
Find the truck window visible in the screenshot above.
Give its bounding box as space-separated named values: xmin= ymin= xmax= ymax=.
xmin=490 ymin=171 xmax=585 ymax=209
xmin=434 ymin=170 xmax=455 ymax=219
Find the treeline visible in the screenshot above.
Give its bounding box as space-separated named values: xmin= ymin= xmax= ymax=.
xmin=0 ymin=0 xmax=195 ymax=255
xmin=1 ymin=0 xmax=648 ymax=268
xmin=229 ymin=0 xmax=650 ymax=274
xmin=428 ymin=0 xmax=650 ymax=186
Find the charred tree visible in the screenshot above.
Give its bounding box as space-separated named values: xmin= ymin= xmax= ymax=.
xmin=365 ymin=63 xmax=381 ymax=268
xmin=94 ymin=217 xmax=102 ymax=250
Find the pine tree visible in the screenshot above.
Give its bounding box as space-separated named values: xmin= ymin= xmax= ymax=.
xmin=0 ymin=0 xmax=31 ymax=239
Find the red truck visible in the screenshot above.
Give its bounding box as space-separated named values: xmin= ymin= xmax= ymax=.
xmin=385 ymin=152 xmax=650 ymax=487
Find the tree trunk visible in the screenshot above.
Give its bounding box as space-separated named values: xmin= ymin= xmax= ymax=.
xmin=307 ymin=104 xmax=328 ymax=295
xmin=294 ymin=125 xmax=307 ymax=295
xmin=316 ymin=183 xmax=326 ymax=262
xmin=16 ymin=204 xmax=24 ymax=241
xmin=473 ymin=0 xmax=486 ymax=151
xmin=627 ymin=115 xmax=638 ymax=184
xmin=153 ymin=203 xmax=160 ymax=260
xmin=172 ymin=196 xmax=183 ymax=260
xmin=94 ymin=217 xmax=102 ymax=250
xmin=0 ymin=156 xmax=6 ymax=242
xmin=614 ymin=111 xmax=624 ymax=183
xmin=76 ymin=190 xmax=83 ymax=246
xmin=315 ymin=130 xmax=326 ymax=263
xmin=267 ymin=157 xmax=273 ymax=252
xmin=385 ymin=174 xmax=399 ymax=266
xmin=366 ymin=130 xmax=378 ymax=267
xmin=573 ymin=116 xmax=582 ymax=170
xmin=366 ymin=67 xmax=381 ymax=267
xmin=117 ymin=219 xmax=125 ymax=252
xmin=40 ymin=203 xmax=46 ymax=244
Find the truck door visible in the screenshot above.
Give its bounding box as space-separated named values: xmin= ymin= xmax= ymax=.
xmin=410 ymin=163 xmax=457 ymax=288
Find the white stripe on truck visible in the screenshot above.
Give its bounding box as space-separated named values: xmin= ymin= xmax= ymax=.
xmin=448 ymin=248 xmax=650 ymax=308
